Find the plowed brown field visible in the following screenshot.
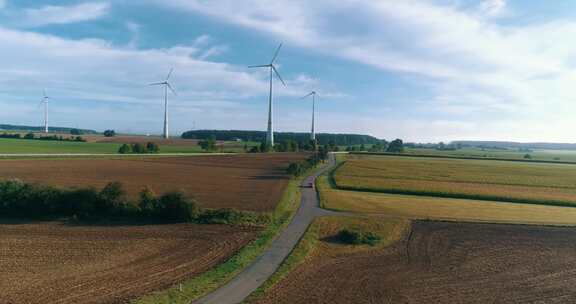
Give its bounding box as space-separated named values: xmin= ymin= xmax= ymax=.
xmin=0 ymin=153 xmax=308 ymax=212
xmin=0 ymin=221 xmax=259 ymax=304
xmin=256 ymin=220 xmax=576 ymax=304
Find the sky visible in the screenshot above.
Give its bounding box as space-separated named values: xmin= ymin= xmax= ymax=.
xmin=2 ymin=1 xmax=576 ymax=142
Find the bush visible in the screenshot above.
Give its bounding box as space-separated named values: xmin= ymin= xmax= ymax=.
xmin=118 ymin=144 xmax=132 ymax=154
xmin=99 ymin=182 xmax=127 ymax=211
xmin=336 ymin=228 xmax=381 ymax=246
xmin=70 ymin=129 xmax=83 ymax=135
xmin=24 ymin=132 xmax=35 ymax=139
xmin=156 ymin=191 xmax=200 ymax=222
xmin=138 ymin=186 xmax=158 ymax=217
xmin=198 ymin=208 xmax=265 ymax=225
xmin=104 ymin=130 xmax=116 ymax=137
xmin=146 ymin=142 xmax=160 ymax=153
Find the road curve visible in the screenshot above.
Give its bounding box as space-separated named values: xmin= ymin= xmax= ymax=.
xmin=193 ymin=154 xmax=338 ymax=304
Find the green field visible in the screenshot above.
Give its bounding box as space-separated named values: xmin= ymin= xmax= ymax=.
xmin=334 ymin=154 xmax=576 ymax=207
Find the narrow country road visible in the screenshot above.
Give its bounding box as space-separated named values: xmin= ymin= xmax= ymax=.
xmin=193 ymin=154 xmax=339 ymax=304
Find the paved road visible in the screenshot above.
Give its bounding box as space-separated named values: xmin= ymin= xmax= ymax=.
xmin=193 ymin=154 xmax=339 ymax=304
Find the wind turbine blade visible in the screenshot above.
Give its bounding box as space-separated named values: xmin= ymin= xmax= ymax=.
xmin=270 ymin=43 xmax=283 ymax=64
xmin=248 ymin=64 xmax=270 ymax=68
xmin=272 ymin=65 xmax=286 ymax=86
xmin=167 ymin=82 xmax=177 ymax=96
xmin=166 ymin=68 xmax=174 ymax=81
xmin=149 ymin=82 xmax=164 ymax=86
xmin=301 ymin=92 xmax=314 ymax=99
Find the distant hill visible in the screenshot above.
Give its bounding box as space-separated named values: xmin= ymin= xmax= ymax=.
xmin=452 ymin=140 xmax=576 ymax=150
xmin=181 ymin=130 xmax=381 ymax=146
xmin=0 ymin=124 xmax=98 ymax=134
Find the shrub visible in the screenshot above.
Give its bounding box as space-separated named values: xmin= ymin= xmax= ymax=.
xmin=524 ymin=154 xmax=532 ymax=159
xmin=138 ymin=186 xmax=159 ymax=217
xmin=99 ymin=182 xmax=127 ymax=211
xmin=60 ymin=187 xmax=101 ymax=218
xmin=131 ymin=143 xmax=148 ymax=154
xmin=24 ymin=132 xmax=35 ymax=139
xmin=198 ymin=208 xmax=266 ymax=225
xmin=104 ymin=129 xmax=116 ymax=137
xmin=118 ymin=144 xmax=132 ymax=154
xmin=336 ymin=228 xmax=381 ymax=246
xmin=287 ymin=163 xmax=302 ymax=176
xmin=156 ymin=191 xmax=200 ymax=222
xmin=146 ymin=142 xmax=160 ymax=153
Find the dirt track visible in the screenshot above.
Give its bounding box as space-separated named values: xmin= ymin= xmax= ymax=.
xmin=256 ymin=221 xmax=576 ymax=303
xmin=0 ymin=221 xmax=259 ymax=304
xmin=0 ymin=153 xmax=308 ymax=212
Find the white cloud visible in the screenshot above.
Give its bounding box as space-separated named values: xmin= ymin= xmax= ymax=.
xmin=20 ymin=2 xmax=110 ymax=27
xmin=146 ymin=0 xmax=576 ymax=141
xmin=478 ymin=0 xmax=507 ymax=17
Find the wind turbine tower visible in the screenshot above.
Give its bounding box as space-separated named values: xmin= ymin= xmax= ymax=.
xmin=302 ymin=91 xmax=318 ymax=142
xmin=41 ymin=90 xmax=50 ymax=133
xmin=249 ymin=43 xmax=286 ymax=146
xmin=149 ymin=68 xmax=177 ymax=139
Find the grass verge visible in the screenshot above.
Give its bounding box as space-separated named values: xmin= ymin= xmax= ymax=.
xmin=133 ymin=165 xmax=322 ymax=304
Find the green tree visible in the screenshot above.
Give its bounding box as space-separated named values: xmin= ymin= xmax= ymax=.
xmin=118 ymin=144 xmax=132 ymax=154
xmin=146 ymin=142 xmax=160 ymax=153
xmin=386 ymin=139 xmax=404 ymax=153
xmin=131 ymin=143 xmax=148 ymax=154
xmin=103 ymin=130 xmax=116 ymax=137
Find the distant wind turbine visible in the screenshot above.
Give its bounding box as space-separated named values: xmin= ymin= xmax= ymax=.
xmin=40 ymin=89 xmax=50 ymax=133
xmin=301 ymin=91 xmax=318 ymax=142
xmin=149 ymin=68 xmax=177 ymax=139
xmin=249 ymin=43 xmax=286 ymax=146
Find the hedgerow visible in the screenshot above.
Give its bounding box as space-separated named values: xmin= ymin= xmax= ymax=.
xmin=0 ymin=179 xmax=260 ymax=224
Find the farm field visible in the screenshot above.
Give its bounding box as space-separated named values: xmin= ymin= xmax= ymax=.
xmin=0 ymin=136 xmax=258 ymax=154
xmin=335 ymin=154 xmax=576 ymax=206
xmin=0 ymin=153 xmax=309 ymax=212
xmin=319 ymin=178 xmax=576 ymax=225
xmin=253 ymin=218 xmax=576 ymax=304
xmin=406 ymin=147 xmax=576 ymax=162
xmin=0 ymin=221 xmax=259 ymax=304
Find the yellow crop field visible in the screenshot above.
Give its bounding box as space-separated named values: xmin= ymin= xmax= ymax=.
xmin=319 ymin=175 xmax=576 ymax=226
xmin=334 ymin=154 xmax=576 ymax=206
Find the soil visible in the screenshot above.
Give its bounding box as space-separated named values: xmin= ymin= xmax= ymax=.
xmin=0 ymin=221 xmax=260 ymax=304
xmin=255 ymin=221 xmax=576 ymax=303
xmin=0 ymin=153 xmax=309 ymax=212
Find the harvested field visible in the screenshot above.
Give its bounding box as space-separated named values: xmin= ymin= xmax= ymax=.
xmin=0 ymin=153 xmax=309 ymax=212
xmin=0 ymin=221 xmax=260 ymax=304
xmin=255 ymin=219 xmax=576 ymax=304
xmin=84 ymin=135 xmax=202 ymax=146
xmin=335 ymin=154 xmax=576 ymax=206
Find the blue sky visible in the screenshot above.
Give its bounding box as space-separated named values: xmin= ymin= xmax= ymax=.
xmin=2 ymin=1 xmax=576 ymax=142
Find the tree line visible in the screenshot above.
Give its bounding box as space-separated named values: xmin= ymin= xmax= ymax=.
xmin=182 ymin=130 xmax=380 ymax=146
xmin=0 ymin=179 xmax=265 ymax=225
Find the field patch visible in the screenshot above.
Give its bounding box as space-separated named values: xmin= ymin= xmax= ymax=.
xmin=0 ymin=221 xmax=259 ymax=304
xmin=335 ymin=154 xmax=576 ymax=206
xmin=253 ymin=219 xmax=576 ymax=303
xmin=0 ymin=153 xmax=309 ymax=212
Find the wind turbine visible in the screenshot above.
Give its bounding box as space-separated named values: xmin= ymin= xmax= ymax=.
xmin=301 ymin=91 xmax=318 ymax=142
xmin=40 ymin=90 xmax=49 ymax=133
xmin=249 ymin=43 xmax=286 ymax=147
xmin=150 ymin=68 xmax=177 ymax=139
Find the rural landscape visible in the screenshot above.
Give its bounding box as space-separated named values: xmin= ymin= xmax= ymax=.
xmin=4 ymin=1 xmax=576 ymax=304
